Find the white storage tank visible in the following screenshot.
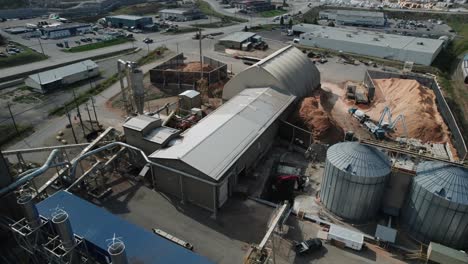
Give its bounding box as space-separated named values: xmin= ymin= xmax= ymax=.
xmin=401 ymin=161 xmax=468 ymax=249
xmin=320 ymin=142 xmax=391 ymax=222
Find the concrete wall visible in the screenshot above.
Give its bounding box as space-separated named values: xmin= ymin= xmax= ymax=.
xmin=366 ymin=70 xmax=467 ymax=159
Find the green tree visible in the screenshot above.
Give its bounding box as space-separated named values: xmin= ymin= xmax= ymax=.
xmin=288 ymin=18 xmax=293 ymax=29
xmin=280 ymin=16 xmax=284 ymax=26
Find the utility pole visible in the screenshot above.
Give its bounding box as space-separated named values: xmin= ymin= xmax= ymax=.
xmin=199 ymin=28 xmax=203 ymax=79
xmin=38 ymin=37 xmax=45 ymax=55
xmin=65 ymin=104 xmax=78 ymax=144
xmin=7 ymin=103 xmax=19 ymax=135
xmin=91 ymin=97 xmax=99 ymax=127
xmin=85 ymin=103 xmax=94 ymax=131
xmin=72 ymin=88 xmax=86 ymax=138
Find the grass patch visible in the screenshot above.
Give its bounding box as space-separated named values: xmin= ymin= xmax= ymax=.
xmin=49 ymin=74 xmax=120 ymax=116
xmin=191 ymin=21 xmax=236 ymax=28
xmin=196 ymin=0 xmax=248 ymax=23
xmin=64 ymin=38 xmax=129 ymax=53
xmin=0 ymin=43 xmax=47 ymax=69
xmin=0 ymin=124 xmax=32 ymax=147
xmin=258 ymin=9 xmax=287 ymax=18
xmin=137 ymin=46 xmax=168 ymax=65
xmin=162 ymin=27 xmax=200 ymax=35
xmin=112 ymin=2 xmax=165 ymax=15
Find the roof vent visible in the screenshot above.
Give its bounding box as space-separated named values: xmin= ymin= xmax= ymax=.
xmin=346 ymin=34 xmax=352 ymax=38
xmin=373 ymin=37 xmax=379 ymax=41
xmin=417 ymin=42 xmax=424 ymax=45
xmin=435 ymin=187 xmax=446 ymax=197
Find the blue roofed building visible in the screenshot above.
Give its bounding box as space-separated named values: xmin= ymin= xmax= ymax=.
xmin=36 ymin=190 xmax=215 ymax=264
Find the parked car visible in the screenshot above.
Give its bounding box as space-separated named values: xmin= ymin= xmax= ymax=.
xmin=56 ymin=43 xmax=64 ymax=48
xmin=294 ymin=238 xmax=322 ymax=254
xmin=293 ymin=38 xmax=300 ymax=43
xmin=143 ymin=37 xmax=153 ymax=44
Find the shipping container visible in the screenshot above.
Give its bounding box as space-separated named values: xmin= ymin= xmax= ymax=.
xmin=328 ymin=224 xmax=364 ymax=250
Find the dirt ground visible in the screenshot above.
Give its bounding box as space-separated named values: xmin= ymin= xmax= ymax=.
xmin=319 ymin=82 xmax=374 ymax=140
xmin=175 ymin=62 xmax=214 ymax=72
xmin=290 ymin=95 xmax=344 ymax=144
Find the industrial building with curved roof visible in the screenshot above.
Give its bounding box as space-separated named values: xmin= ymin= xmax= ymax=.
xmin=222 ymin=45 xmax=321 ymax=100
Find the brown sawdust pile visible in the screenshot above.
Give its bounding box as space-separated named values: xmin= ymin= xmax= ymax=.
xmin=368 ymin=78 xmax=451 ymax=143
xmin=296 ymin=96 xmax=344 ymax=143
xmin=179 ymin=62 xmax=213 ymax=72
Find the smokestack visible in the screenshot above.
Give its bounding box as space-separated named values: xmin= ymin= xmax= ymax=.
xmin=17 ymin=193 xmax=41 ymax=229
xmin=107 ymin=235 xmax=128 ymax=264
xmin=52 ymin=209 xmax=78 ymax=263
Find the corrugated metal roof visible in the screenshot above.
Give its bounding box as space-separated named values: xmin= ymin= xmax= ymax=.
xmin=159 ymin=9 xmax=192 ymax=15
xmin=150 ymin=87 xmax=295 ymax=181
xmin=28 ymin=60 xmax=98 ymax=85
xmin=415 ymin=161 xmax=468 ymax=205
xmin=327 ymin=142 xmax=391 ymax=177
xmin=254 ymin=45 xmax=321 ymax=98
xmin=219 ymin=32 xmax=257 ymax=43
xmin=36 ymin=191 xmax=214 ymax=264
xmin=107 ymin=15 xmax=147 ymax=20
xmin=123 ymin=115 xmax=160 ymax=132
xmin=145 ymin=126 xmax=180 ymax=145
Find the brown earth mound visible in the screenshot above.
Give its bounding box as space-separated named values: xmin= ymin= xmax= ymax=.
xmin=179 ymin=62 xmax=213 ymax=72
xmin=368 ymin=78 xmax=451 ymax=143
xmin=295 ymin=96 xmax=344 ymax=143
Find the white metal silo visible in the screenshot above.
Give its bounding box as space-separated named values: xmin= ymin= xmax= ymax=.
xmin=401 ymin=161 xmax=468 ymax=249
xmin=320 ymin=142 xmax=391 ymax=222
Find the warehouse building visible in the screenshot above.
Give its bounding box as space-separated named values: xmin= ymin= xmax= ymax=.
xmin=294 ymin=24 xmax=444 ymax=65
xmin=230 ymin=0 xmax=275 ymax=12
xmin=158 ymin=8 xmax=205 ymax=21
xmin=218 ymin=31 xmax=260 ymax=50
xmin=25 ymin=60 xmax=99 ymax=93
xmin=106 ymin=15 xmax=153 ymax=29
xmin=223 ymin=45 xmax=321 ymax=100
xmin=40 ymin=23 xmax=92 ymax=39
xmin=148 ymin=88 xmax=295 ymax=215
xmin=319 ymin=10 xmax=386 ymax=27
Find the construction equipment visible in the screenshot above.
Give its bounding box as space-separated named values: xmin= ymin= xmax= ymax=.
xmin=377 ymin=106 xmax=409 ymax=138
xmin=346 ymin=85 xmax=356 ymax=99
xmin=244 ymin=203 xmax=290 ymax=264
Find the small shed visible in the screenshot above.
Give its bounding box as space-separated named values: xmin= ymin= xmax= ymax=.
xmin=179 ymin=90 xmax=201 ymax=110
xmin=219 ymin=32 xmax=257 ymax=50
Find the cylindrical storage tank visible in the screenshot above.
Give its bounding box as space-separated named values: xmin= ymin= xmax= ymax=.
xmin=401 ymin=162 xmax=468 ymax=249
xmin=108 ymin=239 xmax=128 ymax=264
xmin=320 ymin=142 xmax=391 ymax=222
xmin=17 ymin=193 xmax=41 ymax=229
xmin=52 ymin=210 xmax=76 ymax=250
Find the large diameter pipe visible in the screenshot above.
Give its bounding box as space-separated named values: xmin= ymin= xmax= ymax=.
xmin=17 ymin=193 xmax=41 ymax=229
xmin=0 ymin=149 xmax=69 ymax=197
xmin=69 ymin=142 xmax=218 ymax=186
xmin=52 ymin=210 xmax=76 ymax=250
xmin=108 ymin=240 xmax=128 ymax=264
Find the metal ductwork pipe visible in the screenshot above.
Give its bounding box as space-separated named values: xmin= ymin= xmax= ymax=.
xmin=108 ymin=239 xmax=128 ymax=264
xmin=52 ymin=210 xmax=78 ymax=263
xmin=17 ymin=193 xmax=41 ymax=229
